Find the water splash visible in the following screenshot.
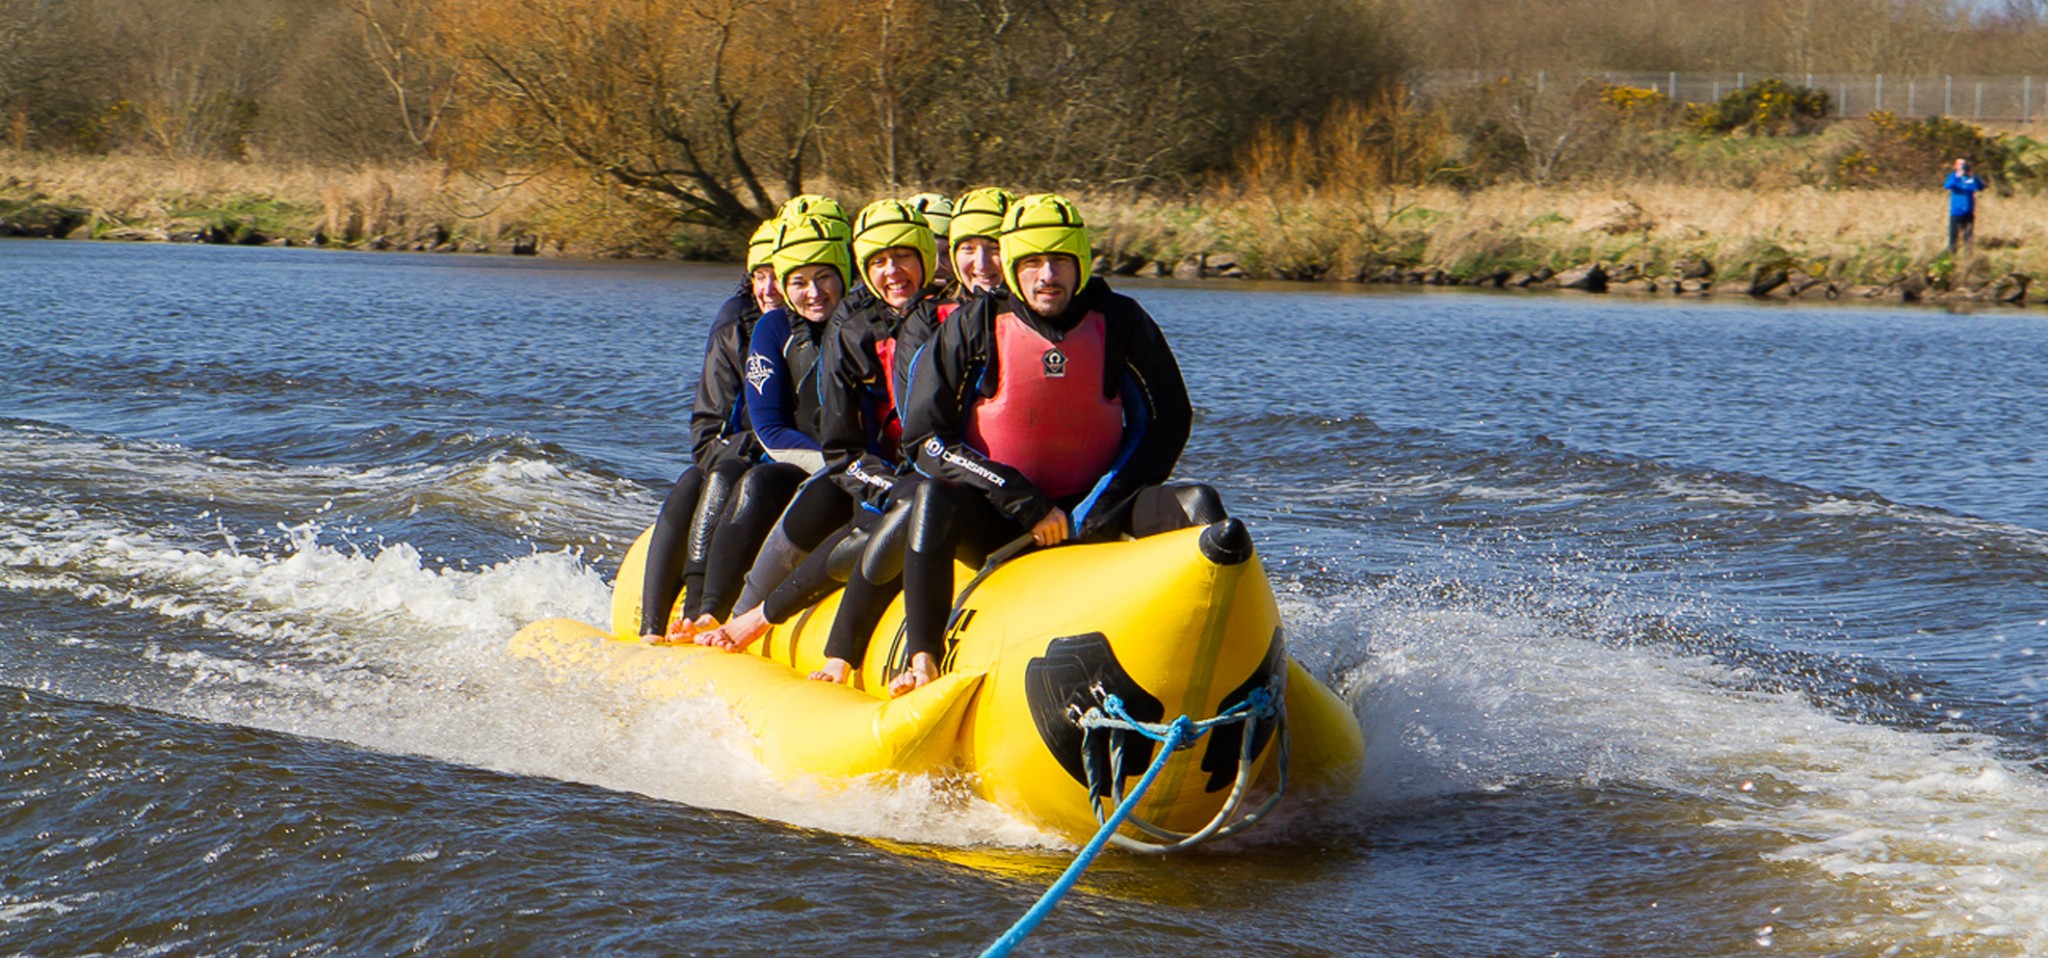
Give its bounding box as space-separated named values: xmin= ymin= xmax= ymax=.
xmin=1288 ymin=582 xmax=2048 ymax=953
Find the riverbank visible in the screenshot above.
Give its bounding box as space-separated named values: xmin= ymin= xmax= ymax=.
xmin=0 ymin=153 xmax=700 ymax=257
xmin=4 ymin=151 xmax=2042 ymax=305
xmin=1085 ymin=182 xmax=2048 ymax=305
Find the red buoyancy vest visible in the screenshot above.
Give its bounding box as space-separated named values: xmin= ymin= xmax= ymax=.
xmin=879 ymin=302 xmax=962 ymax=458
xmin=964 ymin=311 xmax=1125 ymax=498
xmin=875 ymin=335 xmax=904 ymax=457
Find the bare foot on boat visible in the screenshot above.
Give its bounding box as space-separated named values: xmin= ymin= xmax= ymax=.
xmin=670 ymin=613 xmax=717 ymax=643
xmin=887 ymin=652 xmax=938 ymax=698
xmin=646 ymin=613 xmax=717 ymax=646
xmin=808 ymin=657 xmax=851 ymax=684
xmin=696 ymin=606 xmax=770 ymax=653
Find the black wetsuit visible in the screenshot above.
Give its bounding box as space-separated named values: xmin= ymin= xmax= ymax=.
xmin=741 ymin=286 xmax=944 ymax=660
xmin=893 ymin=278 xmax=1222 ymax=665
xmin=639 ymin=283 xmax=762 ymax=636
xmin=690 ymin=288 xmax=766 ymax=470
xmin=821 ymin=286 xmax=943 ymax=500
xmin=891 ymin=285 xmax=982 ymax=405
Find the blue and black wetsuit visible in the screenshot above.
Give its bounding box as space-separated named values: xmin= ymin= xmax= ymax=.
xmin=743 ymin=302 xmax=831 ymax=473
xmin=738 ymin=286 xmax=946 ymax=662
xmin=690 ymin=298 xmax=836 ymax=620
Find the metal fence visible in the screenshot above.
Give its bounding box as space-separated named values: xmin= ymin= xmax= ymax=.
xmin=1414 ymin=70 xmax=2048 ymax=123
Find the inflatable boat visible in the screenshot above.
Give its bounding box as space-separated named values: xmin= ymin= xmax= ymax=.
xmin=510 ymin=518 xmax=1364 ymax=850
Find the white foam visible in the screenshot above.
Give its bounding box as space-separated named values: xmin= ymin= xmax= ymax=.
xmin=1653 ymin=474 xmax=1773 ymax=507
xmin=0 ymin=892 xmax=96 ymax=925
xmin=1800 ymin=491 xmax=2048 ymax=546
xmin=1291 ymin=587 xmax=2048 ymax=951
xmin=2 ymin=470 xmax=1059 ymax=850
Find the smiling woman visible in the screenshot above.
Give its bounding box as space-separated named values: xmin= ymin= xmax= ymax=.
xmin=852 ymin=198 xmax=937 ymax=311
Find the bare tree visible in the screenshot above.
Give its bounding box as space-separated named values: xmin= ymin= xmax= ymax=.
xmin=0 ymin=1 xmax=62 ymax=148
xmin=437 ymin=0 xmax=871 ymax=228
xmin=75 ymin=0 xmax=308 ymax=159
xmin=0 ymin=1 xmax=121 ymax=151
xmin=348 ymin=0 xmax=457 ymax=154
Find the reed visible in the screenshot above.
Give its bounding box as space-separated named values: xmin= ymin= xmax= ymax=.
xmin=1 ymin=151 xmax=574 ymax=251
xmin=1087 ymin=180 xmax=2048 ymax=286
xmin=11 ymin=149 xmax=2047 ymax=286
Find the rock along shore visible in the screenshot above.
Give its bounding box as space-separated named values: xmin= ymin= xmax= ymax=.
xmin=1094 ymin=251 xmax=2034 ymax=307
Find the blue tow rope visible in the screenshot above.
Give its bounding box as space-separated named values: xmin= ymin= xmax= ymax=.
xmin=978 ymin=709 xmax=1193 ymax=958
xmin=978 ymin=689 xmax=1277 ymax=957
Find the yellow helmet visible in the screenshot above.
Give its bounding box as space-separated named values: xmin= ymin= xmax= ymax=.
xmin=949 ymin=186 xmax=1016 ymax=244
xmin=999 ymin=193 xmax=1091 ymax=296
xmin=777 ymin=194 xmax=848 ymax=226
xmin=905 ymin=192 xmax=954 ymax=239
xmin=746 ymin=219 xmax=779 ymax=273
xmin=771 ymin=213 xmax=852 ymax=294
xmin=852 ymin=198 xmax=936 ymax=287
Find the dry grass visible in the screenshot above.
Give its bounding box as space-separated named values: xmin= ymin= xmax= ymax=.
xmin=10 ymin=150 xmax=2047 ymax=284
xmin=1 ymin=151 xmax=573 ymax=249
xmin=1435 ymin=183 xmax=2048 ymax=280
xmin=1088 ymin=181 xmax=2048 ymax=285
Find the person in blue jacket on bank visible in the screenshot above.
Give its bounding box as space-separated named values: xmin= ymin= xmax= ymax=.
xmin=1945 ymin=157 xmax=1984 ymax=254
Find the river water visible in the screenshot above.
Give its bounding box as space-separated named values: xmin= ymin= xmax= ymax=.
xmin=3 ymin=239 xmax=2046 ymax=956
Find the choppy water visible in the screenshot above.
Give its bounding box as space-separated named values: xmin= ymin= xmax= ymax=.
xmin=4 ymin=239 xmax=2047 ymax=956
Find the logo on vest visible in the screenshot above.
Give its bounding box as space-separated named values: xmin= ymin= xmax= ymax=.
xmin=1041 ymin=346 xmax=1068 ymax=378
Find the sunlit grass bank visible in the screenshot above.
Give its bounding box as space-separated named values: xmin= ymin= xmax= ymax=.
xmin=6 ymin=150 xmax=2044 ymax=298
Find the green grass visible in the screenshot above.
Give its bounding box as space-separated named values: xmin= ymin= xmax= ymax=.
xmin=164 ymin=192 xmax=321 ymax=240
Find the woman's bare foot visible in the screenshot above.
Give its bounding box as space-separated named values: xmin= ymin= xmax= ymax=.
xmin=670 ymin=613 xmax=717 ymax=643
xmin=887 ymin=652 xmax=938 ymax=698
xmin=696 ymin=606 xmax=770 ymax=653
xmin=647 ymin=613 xmax=717 ymax=646
xmin=808 ymin=657 xmax=851 ymax=684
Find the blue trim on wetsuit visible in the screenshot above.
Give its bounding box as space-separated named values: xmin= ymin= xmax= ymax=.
xmin=746 ymin=307 xmax=825 ymax=463
xmin=1068 ymin=376 xmax=1149 ymax=534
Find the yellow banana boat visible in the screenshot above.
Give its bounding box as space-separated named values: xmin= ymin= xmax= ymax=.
xmin=509 ymin=518 xmax=1364 ymax=849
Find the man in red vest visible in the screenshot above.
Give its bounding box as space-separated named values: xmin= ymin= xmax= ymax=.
xmin=886 ymin=193 xmax=1225 ymax=695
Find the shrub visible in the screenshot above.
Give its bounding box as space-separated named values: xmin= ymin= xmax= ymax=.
xmin=1687 ymin=79 xmax=1831 ymax=136
xmin=1835 ymin=112 xmax=2016 ymax=188
xmin=1598 ymin=84 xmax=1669 ymax=114
xmin=1441 ymin=79 xmax=1679 ymax=186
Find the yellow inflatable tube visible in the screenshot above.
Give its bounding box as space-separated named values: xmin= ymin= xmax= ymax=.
xmin=509 ymin=519 xmax=1364 ymax=848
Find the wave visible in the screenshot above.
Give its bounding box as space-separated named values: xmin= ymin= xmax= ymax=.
xmin=10 ymin=497 xmax=2046 ymax=946
xmin=1291 ymin=581 xmax=2048 ymax=952
xmin=1192 ymin=418 xmax=2048 ymax=780
xmin=2 ymin=346 xmax=691 ymax=483
xmin=0 ymin=494 xmax=1056 ymax=852
xmin=0 ymin=418 xmax=656 ymax=549
xmin=12 ymin=351 xmax=492 ymax=407
xmin=1197 ymin=420 xmax=2048 ymax=575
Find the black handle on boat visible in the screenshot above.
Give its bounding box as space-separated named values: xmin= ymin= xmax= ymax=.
xmin=982 ymin=532 xmax=1040 ymax=570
